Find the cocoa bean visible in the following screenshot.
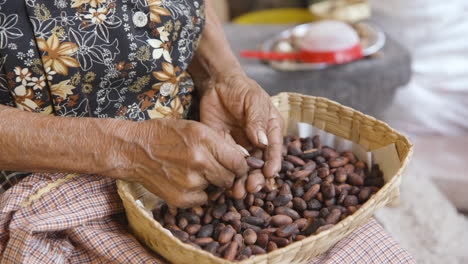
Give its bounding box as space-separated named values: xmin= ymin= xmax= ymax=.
xmin=276 ymin=223 xmax=299 ymax=237
xmin=246 ymin=157 xmax=265 ymax=169
xmin=245 ymin=193 xmax=255 ymax=207
xmin=213 ymin=223 xmax=225 ymax=240
xmin=271 ymin=215 xmax=293 ymax=226
xmin=265 ymin=201 xmax=275 ymax=214
xmin=292 ymin=186 xmax=305 ymax=197
xmin=350 ymin=186 xmax=361 ymax=195
xmin=317 ymin=167 xmax=330 ymax=178
xmin=242 ymin=216 xmax=264 ymax=226
xmin=186 ymin=224 xmax=202 ymax=235
xmin=194 ymin=237 xmax=214 ymax=246
xmin=303 ymin=160 xmax=317 ymax=171
xmin=267 ymin=241 xmax=278 ymax=252
xmin=303 ymin=210 xmax=320 ymax=219
xmin=292 ymin=197 xmax=307 ymax=211
xmin=249 ymin=206 xmax=270 ymax=222
xmin=344 ymin=195 xmax=359 ymax=207
xmin=254 ymin=198 xmax=264 ymax=207
xmin=243 ymin=229 xmax=257 ymax=245
xmin=342 ymin=151 xmax=357 ymax=163
xmin=325 ymin=209 xmax=342 ymax=225
xmin=223 ymin=241 xmax=238 ymax=261
xmin=282 ymin=161 xmax=295 ymax=172
xmin=273 ymin=194 xmax=293 ymax=207
xmin=164 ymin=213 xmax=176 ymax=226
xmin=358 ymin=187 xmax=372 ymax=202
xmin=249 ymin=245 xmax=266 ymax=255
xmin=269 ymin=236 xmax=290 ymax=247
xmin=322 ymin=147 xmax=339 ymax=159
xmin=169 ymin=228 xmax=189 ymax=242
xmin=275 ymin=206 xmax=300 ymax=220
xmin=197 ymin=224 xmax=214 ymax=238
xmin=232 ymin=219 xmax=242 ymax=233
xmin=204 ymin=241 xmax=219 ymax=255
xmin=241 ymin=222 xmax=262 ymax=233
xmin=286 ymin=155 xmax=306 ymax=166
xmin=314 ymin=156 xmax=326 ymax=165
xmin=218 ymin=226 xmax=236 ymax=243
xmin=301 ymin=149 xmax=322 ymax=160
xmin=295 ymin=235 xmax=307 ymax=241
xmin=256 ymin=233 xmax=269 ymax=248
xmin=203 ymin=208 xmax=213 ymax=224
xmin=294 ymin=218 xmax=308 ymax=230
xmin=266 ymin=190 xmax=278 ymax=201
xmin=251 ymin=149 xmax=264 ymax=159
xmin=240 ymin=245 xmax=252 ymax=257
xmin=302 ymin=137 xmax=314 ymax=151
xmin=337 ymin=189 xmax=348 ymax=205
xmin=217 ymin=242 xmax=230 ymax=255
xmin=319 ymin=208 xmax=330 ymax=218
xmin=347 ymin=206 xmax=358 ymax=214
xmin=287 ymin=143 xmax=302 ymax=156
xmin=233 ymin=199 xmax=246 ymax=211
xmin=324 ymin=198 xmax=336 ymax=207
xmin=212 ymin=204 xmax=227 ymax=219
xmin=239 ymin=209 xmax=251 ymax=217
xmin=178 ymin=217 xmax=189 ymax=230
xmin=344 ymin=163 xmax=355 ymax=174
xmin=321 ymin=182 xmax=336 ymax=199
xmin=312 ymin=136 xmax=322 ymax=149
xmin=303 ymin=184 xmax=320 ymax=201
xmin=329 ymin=157 xmax=349 ymax=168
xmin=233 ymin=234 xmax=244 ymax=248
xmin=290 ymin=169 xmax=312 ymax=180
xmin=348 ymin=173 xmax=364 ymax=186
xmin=303 ymin=218 xmax=326 ymax=236
xmin=222 ymin=211 xmax=241 ymax=223
xmin=354 ymin=160 xmax=367 ymax=170
xmin=335 ymin=167 xmax=347 ymax=183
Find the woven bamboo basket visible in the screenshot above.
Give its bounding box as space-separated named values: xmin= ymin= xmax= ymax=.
xmin=117 ymin=92 xmax=413 ymax=264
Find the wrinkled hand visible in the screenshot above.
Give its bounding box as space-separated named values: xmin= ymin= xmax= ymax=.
xmin=114 ymin=118 xmax=249 ymax=208
xmin=198 ymin=72 xmax=284 ymax=196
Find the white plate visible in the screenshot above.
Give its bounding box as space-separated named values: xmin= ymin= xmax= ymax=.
xmin=260 ymin=21 xmax=386 ymax=71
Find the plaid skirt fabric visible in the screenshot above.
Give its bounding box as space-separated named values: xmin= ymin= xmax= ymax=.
xmin=0 ymin=173 xmax=415 ymax=264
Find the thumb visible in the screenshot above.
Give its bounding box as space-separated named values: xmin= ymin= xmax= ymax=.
xmin=245 ymin=102 xmax=269 ymax=149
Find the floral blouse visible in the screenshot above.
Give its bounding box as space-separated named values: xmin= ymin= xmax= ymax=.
xmin=0 ymin=0 xmax=205 ymax=193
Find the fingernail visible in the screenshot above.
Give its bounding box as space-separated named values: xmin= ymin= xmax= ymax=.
xmin=237 ymin=145 xmax=250 ymax=157
xmin=258 ymin=131 xmax=269 ymax=146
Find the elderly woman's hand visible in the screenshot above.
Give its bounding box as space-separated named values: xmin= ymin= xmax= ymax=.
xmin=113 ymin=118 xmax=249 ymax=208
xmin=198 ymin=72 xmax=284 ymax=179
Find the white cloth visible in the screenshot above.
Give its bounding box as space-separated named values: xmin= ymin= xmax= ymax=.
xmin=370 ymin=0 xmax=468 ymax=136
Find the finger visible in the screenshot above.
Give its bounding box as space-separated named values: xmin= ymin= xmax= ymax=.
xmin=168 ymin=190 xmax=208 ymax=209
xmin=231 ymin=175 xmax=247 ymax=200
xmin=167 ymin=168 xmax=209 ymax=191
xmin=221 ymin=130 xmax=250 ymax=157
xmin=141 ymin=175 xmax=207 ymax=208
xmin=246 ymin=170 xmax=266 ymax=193
xmin=208 ymin=135 xmax=249 ymax=179
xmin=263 ymin=112 xmax=284 ymax=178
xmin=244 ymin=96 xmax=270 ymax=148
xmin=203 ymin=154 xmax=237 ymax=189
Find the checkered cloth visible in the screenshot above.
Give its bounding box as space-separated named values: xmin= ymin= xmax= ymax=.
xmin=0 ymin=171 xmax=30 ymax=195
xmin=0 ymin=173 xmax=415 ymax=264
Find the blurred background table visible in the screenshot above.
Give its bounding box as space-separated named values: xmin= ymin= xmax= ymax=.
xmin=224 ymin=24 xmax=412 ymax=118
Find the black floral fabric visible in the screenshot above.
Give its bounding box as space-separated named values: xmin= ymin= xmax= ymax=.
xmin=0 ymin=0 xmax=205 ymax=194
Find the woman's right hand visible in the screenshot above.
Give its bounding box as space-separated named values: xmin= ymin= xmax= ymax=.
xmin=112 ymin=118 xmax=249 ymax=208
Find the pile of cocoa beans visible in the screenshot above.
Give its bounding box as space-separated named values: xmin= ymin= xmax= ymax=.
xmin=152 ymin=135 xmax=384 ymax=261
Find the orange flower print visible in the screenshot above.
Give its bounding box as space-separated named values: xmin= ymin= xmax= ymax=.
xmin=12 ymin=85 xmax=38 ymax=112
xmin=37 ymin=35 xmax=79 ymax=75
xmin=148 ymin=96 xmax=183 ymax=119
xmin=50 ymin=79 xmax=76 ymax=99
xmin=152 ymin=62 xmax=179 ymax=97
xmin=71 ymin=0 xmax=106 ymax=8
xmin=148 ymin=0 xmax=171 ymax=23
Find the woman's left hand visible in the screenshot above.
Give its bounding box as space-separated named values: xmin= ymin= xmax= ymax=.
xmin=198 ymin=72 xmax=284 ymax=180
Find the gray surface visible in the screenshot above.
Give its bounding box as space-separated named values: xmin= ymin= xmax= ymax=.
xmin=224 ymin=24 xmax=412 ymax=118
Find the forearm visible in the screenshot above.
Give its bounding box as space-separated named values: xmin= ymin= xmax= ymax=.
xmin=0 ymin=104 xmax=133 ymax=178
xmin=188 ymin=0 xmax=245 ymax=85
